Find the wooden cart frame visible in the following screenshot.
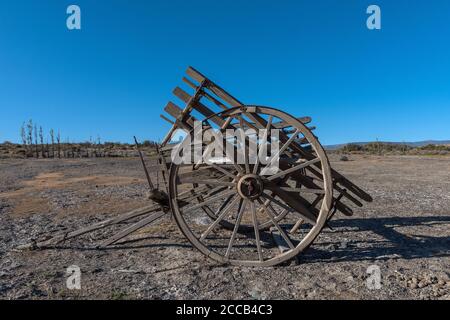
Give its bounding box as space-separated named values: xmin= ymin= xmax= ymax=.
xmin=19 ymin=67 xmax=373 ymax=267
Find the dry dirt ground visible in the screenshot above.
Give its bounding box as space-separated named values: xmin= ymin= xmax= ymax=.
xmin=0 ymin=155 xmax=449 ymax=300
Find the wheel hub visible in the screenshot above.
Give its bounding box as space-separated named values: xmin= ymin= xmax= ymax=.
xmin=237 ymin=174 xmax=264 ymax=200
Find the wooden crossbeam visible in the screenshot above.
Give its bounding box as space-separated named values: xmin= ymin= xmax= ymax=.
xmin=100 ymin=210 xmax=166 ymax=247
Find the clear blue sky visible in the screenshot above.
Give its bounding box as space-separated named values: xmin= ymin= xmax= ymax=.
xmin=1 ymin=0 xmax=449 ymax=145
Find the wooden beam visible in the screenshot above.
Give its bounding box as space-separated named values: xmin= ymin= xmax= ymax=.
xmin=172 ymin=87 xmax=226 ymax=127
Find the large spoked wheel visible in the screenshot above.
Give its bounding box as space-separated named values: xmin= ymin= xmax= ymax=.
xmin=169 ymin=106 xmax=333 ymax=266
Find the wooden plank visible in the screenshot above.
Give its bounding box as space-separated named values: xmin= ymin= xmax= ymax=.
xmin=186 ymin=66 xmax=207 ymax=84
xmin=246 ymin=111 xmax=373 ymax=203
xmin=164 ymin=102 xmax=196 ymax=128
xmin=273 ymin=117 xmax=312 ymax=128
xmin=183 ymin=77 xmax=231 ymax=110
xmin=160 ymin=114 xmax=174 ymax=125
xmin=264 ymin=182 xmax=318 ymax=225
xmin=182 ymin=76 xmax=200 ymax=91
xmin=187 ymin=67 xmax=243 ymax=107
xmin=186 ymin=67 xmax=372 ymax=203
xmin=173 ymin=87 xmax=226 ymax=127
xmin=16 ymin=204 xmax=161 ymax=250
xmin=183 ymin=75 xmax=312 ymax=128
xmin=100 ymin=211 xmax=166 ymax=247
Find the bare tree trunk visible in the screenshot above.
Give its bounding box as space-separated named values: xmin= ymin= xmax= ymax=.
xmin=26 ymin=120 xmax=33 ymax=157
xmin=20 ymin=122 xmax=27 ymax=158
xmin=39 ymin=126 xmax=44 ymax=158
xmin=34 ymin=124 xmax=38 ymax=158
xmin=50 ymin=129 xmax=55 ymax=158
xmin=56 ymin=131 xmax=61 ymax=159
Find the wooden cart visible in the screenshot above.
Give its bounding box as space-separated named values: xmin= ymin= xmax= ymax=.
xmin=20 ymin=67 xmax=373 ymax=267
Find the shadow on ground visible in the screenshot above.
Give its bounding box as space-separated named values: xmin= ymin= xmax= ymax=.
xmin=302 ymin=215 xmax=450 ymax=263
xmin=40 ymin=215 xmax=450 ymax=264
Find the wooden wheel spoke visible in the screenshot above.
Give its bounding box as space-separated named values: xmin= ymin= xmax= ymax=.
xmin=178 ymin=176 xmax=235 ymax=187
xmin=253 ymin=115 xmax=273 ymax=174
xmin=258 ymin=199 xmax=295 ymax=250
xmin=194 ymin=116 xmax=234 ymax=170
xmin=250 ymin=201 xmax=263 ymax=261
xmin=239 ymin=116 xmax=251 ymax=173
xmin=260 ymin=192 xmax=293 ymax=213
xmin=290 ymin=219 xmax=304 ymax=234
xmin=279 ymin=187 xmax=326 ymax=194
xmin=261 ymin=187 xmax=317 ymax=225
xmin=209 ymin=163 xmax=237 ymax=179
xmin=211 ymin=194 xmax=235 ymax=217
xmin=178 ymin=172 xmax=235 ymax=202
xmin=225 ymin=199 xmax=246 ymax=258
xmin=266 ymin=128 xmax=300 ymax=168
xmin=184 ymin=189 xmax=236 ymax=213
xmin=209 ymin=126 xmax=245 ymax=175
xmin=200 ymin=195 xmax=240 ymax=241
xmin=267 ymin=158 xmax=320 ymax=181
xmin=180 ymin=185 xmax=228 ymax=203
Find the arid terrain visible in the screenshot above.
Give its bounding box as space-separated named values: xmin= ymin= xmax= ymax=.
xmin=0 ymin=155 xmax=449 ymax=300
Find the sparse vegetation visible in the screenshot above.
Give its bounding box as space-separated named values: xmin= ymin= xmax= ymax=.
xmin=337 ymin=142 xmax=449 ymax=156
xmin=0 ymin=120 xmax=159 ymax=159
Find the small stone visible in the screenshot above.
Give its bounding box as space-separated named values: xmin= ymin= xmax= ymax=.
xmin=409 ymin=277 xmax=418 ymax=289
xmin=418 ymin=280 xmax=427 ymax=288
xmin=339 ymin=240 xmax=348 ymax=249
xmin=248 ymin=288 xmax=262 ymax=300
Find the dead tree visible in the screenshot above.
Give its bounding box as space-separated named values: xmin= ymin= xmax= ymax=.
xmin=26 ymin=120 xmax=33 ymax=157
xmin=46 ymin=139 xmax=49 ymax=158
xmin=56 ymin=130 xmax=61 ymax=158
xmin=50 ymin=129 xmax=55 ymax=158
xmin=39 ymin=126 xmax=44 ymax=158
xmin=20 ymin=122 xmax=27 ymax=147
xmin=33 ymin=124 xmax=38 ymax=158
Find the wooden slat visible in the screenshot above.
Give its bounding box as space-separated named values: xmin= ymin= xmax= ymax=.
xmin=186 ymin=66 xmax=206 ymax=84
xmin=16 ymin=204 xmax=161 ymax=250
xmin=183 ymin=77 xmax=231 ymax=110
xmin=160 ymin=114 xmax=174 ymax=125
xmin=245 ymin=111 xmax=373 ymax=203
xmin=273 ymin=117 xmax=312 ymax=128
xmin=182 ymin=76 xmax=199 ymax=91
xmin=173 ymin=87 xmax=226 ymax=127
xmin=187 ymin=67 xmax=242 ymax=107
xmin=100 ymin=211 xmax=166 ymax=247
xmin=164 ymin=102 xmax=196 ymax=128
xmin=185 ymin=67 xmax=373 ymax=203
xmin=183 ymin=73 xmax=312 ymax=128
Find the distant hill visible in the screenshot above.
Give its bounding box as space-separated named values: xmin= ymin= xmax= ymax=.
xmin=325 ymin=140 xmax=450 ymax=150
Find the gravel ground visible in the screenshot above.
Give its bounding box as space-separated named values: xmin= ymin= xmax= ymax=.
xmin=0 ymin=155 xmax=449 ymax=300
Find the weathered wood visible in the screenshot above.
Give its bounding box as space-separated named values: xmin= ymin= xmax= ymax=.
xmin=100 ymin=210 xmax=166 ymax=247
xmin=160 ymin=114 xmax=175 ymax=125
xmin=22 ymin=67 xmax=372 ymax=269
xmin=164 ymin=102 xmax=196 ymax=128
xmin=173 ymin=86 xmax=226 ymax=127
xmin=16 ymin=204 xmax=161 ymax=250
